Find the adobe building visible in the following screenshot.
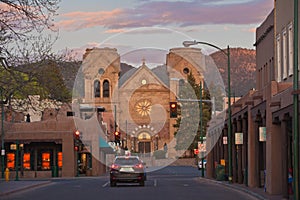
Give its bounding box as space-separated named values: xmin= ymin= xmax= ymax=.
xmin=206 ymin=0 xmax=300 ymax=198
xmin=1 ymin=103 xmax=108 ymax=179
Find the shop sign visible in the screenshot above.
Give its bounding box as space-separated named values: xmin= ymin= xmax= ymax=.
xmin=10 ymin=144 xmax=17 ymax=150
xmin=223 ymin=136 xmax=228 ymax=144
xmin=235 ymin=132 xmax=243 ymax=145
xmin=259 ymin=127 xmax=266 ymax=142
xmin=220 ymin=159 xmax=226 ymax=166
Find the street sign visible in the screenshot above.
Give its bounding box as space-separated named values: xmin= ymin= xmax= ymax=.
xmin=198 ymin=141 xmax=206 ymax=152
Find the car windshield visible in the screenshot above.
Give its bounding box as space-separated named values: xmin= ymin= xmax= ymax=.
xmin=114 ymin=157 xmax=140 ymax=165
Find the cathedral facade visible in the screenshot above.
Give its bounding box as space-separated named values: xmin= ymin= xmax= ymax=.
xmin=80 ymin=47 xmax=205 ymax=157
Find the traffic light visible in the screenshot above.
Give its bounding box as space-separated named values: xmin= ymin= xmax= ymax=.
xmin=114 ymin=131 xmax=121 ymax=145
xmin=74 ymin=130 xmax=80 ymax=140
xmin=74 ymin=130 xmax=81 ymax=151
xmin=194 ymin=149 xmax=199 ymax=155
xmin=170 ymin=102 xmax=177 ymax=118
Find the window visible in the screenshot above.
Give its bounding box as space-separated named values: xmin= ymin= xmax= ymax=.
xmin=288 ymin=23 xmax=294 ymax=76
xmin=103 ymin=80 xmax=110 ymax=97
xmin=282 ymin=30 xmax=288 ymax=79
xmin=276 ymin=34 xmax=282 ymax=82
xmin=94 ymin=80 xmax=100 ymax=97
xmin=58 ymin=152 xmax=63 ymax=168
xmin=23 ymin=153 xmax=31 ymax=170
xmin=42 ymin=152 xmax=51 ymax=170
xmin=183 ymin=67 xmax=190 ymax=74
xmin=7 ymin=153 xmax=15 ymax=169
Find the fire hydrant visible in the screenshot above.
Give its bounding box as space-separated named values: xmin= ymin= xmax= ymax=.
xmin=5 ymin=168 xmax=9 ymax=182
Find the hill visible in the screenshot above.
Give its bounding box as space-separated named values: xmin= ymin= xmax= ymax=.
xmin=56 ymin=48 xmax=256 ymax=98
xmin=210 ymin=48 xmax=256 ymax=97
xmin=14 ymin=48 xmax=255 ymax=101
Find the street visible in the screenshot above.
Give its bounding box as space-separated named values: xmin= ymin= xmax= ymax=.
xmin=2 ymin=166 xmax=256 ymax=200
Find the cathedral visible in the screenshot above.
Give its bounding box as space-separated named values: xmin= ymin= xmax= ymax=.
xmin=79 ymin=47 xmax=205 ymax=159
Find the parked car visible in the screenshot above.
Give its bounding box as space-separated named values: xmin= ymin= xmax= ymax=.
xmin=110 ymin=156 xmax=146 ymax=187
xmin=198 ymin=159 xmax=207 ymax=170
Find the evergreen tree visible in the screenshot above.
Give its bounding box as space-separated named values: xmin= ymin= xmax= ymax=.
xmin=174 ymin=73 xmax=212 ymax=151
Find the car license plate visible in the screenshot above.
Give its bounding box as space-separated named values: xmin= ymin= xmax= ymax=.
xmin=120 ymin=167 xmax=134 ymax=172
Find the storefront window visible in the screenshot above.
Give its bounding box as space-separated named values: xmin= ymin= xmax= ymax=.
xmin=7 ymin=153 xmax=15 ymax=169
xmin=58 ymin=152 xmax=62 ymax=168
xmin=23 ymin=153 xmax=31 ymax=170
xmin=42 ymin=152 xmax=51 ymax=170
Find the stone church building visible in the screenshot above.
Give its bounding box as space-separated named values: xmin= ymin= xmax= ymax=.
xmin=80 ymin=47 xmax=205 ymax=157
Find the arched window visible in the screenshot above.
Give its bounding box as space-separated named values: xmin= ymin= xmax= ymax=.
xmin=94 ymin=80 xmax=100 ymax=97
xmin=103 ymin=80 xmax=110 ymax=97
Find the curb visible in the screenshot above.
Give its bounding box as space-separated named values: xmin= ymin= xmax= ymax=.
xmin=197 ymin=177 xmax=267 ymax=200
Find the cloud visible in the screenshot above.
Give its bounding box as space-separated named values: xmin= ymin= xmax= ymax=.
xmin=57 ymin=0 xmax=273 ymax=31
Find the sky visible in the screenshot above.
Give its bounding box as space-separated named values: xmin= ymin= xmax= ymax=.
xmin=53 ymin=0 xmax=274 ymax=66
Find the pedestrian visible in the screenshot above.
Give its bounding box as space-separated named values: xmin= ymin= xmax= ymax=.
xmin=288 ymin=168 xmax=293 ymax=195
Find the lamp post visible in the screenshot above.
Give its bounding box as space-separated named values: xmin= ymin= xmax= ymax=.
xmin=293 ymin=0 xmax=299 ymax=199
xmin=0 ymin=87 xmax=4 ymax=178
xmin=0 ymin=57 xmax=9 ymax=179
xmin=183 ymin=40 xmax=232 ymax=183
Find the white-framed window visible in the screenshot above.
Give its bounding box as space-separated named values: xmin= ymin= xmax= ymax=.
xmin=288 ymin=22 xmax=294 ymax=76
xmin=282 ymin=30 xmax=288 ymax=79
xmin=276 ymin=34 xmax=282 ymax=82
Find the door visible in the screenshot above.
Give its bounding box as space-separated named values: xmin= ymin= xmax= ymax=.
xmin=138 ymin=142 xmax=151 ymax=154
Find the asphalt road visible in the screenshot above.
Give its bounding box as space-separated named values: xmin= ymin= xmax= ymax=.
xmin=2 ymin=166 xmax=257 ymax=200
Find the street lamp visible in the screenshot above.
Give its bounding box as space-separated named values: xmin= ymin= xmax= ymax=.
xmin=183 ymin=40 xmax=232 ymax=183
xmin=0 ymin=87 xmax=4 ymax=178
xmin=0 ymin=56 xmax=9 ymax=178
xmin=292 ymin=0 xmax=299 ymax=199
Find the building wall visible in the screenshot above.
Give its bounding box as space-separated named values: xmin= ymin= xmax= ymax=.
xmin=5 ymin=118 xmax=77 ymax=178
xmin=275 ymin=0 xmax=299 ymax=83
xmin=207 ymin=1 xmax=299 ymax=197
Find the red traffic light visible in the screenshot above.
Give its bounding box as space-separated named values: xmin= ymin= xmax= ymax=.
xmin=75 ymin=130 xmax=80 ymax=136
xmin=194 ymin=149 xmax=199 ymax=155
xmin=74 ymin=130 xmax=80 ymax=140
xmin=170 ymin=103 xmax=176 ymax=109
xmin=170 ymin=102 xmax=177 ymax=118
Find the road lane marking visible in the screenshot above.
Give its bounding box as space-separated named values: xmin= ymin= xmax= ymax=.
xmin=154 ymin=179 xmax=157 ymax=187
xmin=102 ymin=181 xmax=109 ymax=187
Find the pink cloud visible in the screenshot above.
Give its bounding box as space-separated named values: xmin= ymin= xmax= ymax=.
xmin=104 ymin=29 xmax=126 ymax=33
xmin=57 ymin=0 xmax=274 ymax=31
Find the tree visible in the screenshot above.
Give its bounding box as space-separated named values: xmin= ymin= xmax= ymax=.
xmin=0 ymin=0 xmax=59 ymax=51
xmin=208 ymin=81 xmax=226 ymax=111
xmin=0 ymin=1 xmax=72 ymax=110
xmin=174 ymin=73 xmax=212 ymax=151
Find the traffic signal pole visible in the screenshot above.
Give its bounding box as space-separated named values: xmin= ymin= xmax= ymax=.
xmin=200 ymin=82 xmax=204 ymax=178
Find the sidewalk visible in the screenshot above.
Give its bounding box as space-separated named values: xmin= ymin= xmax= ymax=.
xmin=198 ymin=177 xmax=286 ymax=200
xmin=0 ymin=179 xmax=52 ymax=196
